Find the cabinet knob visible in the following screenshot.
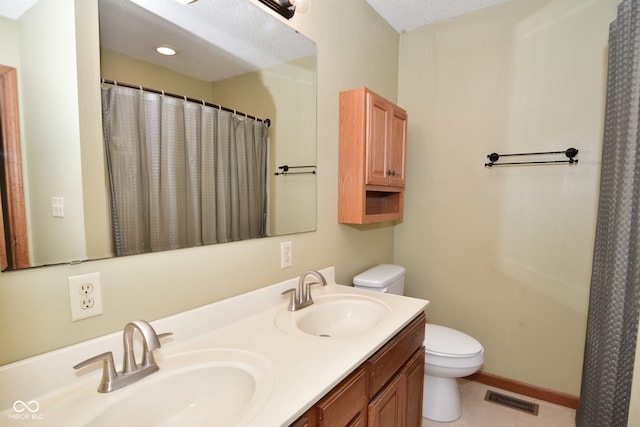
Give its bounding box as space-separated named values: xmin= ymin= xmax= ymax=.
xmin=387 ymin=170 xmax=396 ymax=176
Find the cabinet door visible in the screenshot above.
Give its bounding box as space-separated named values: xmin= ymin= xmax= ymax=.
xmin=347 ymin=412 xmax=367 ymax=427
xmin=317 ymin=366 xmax=368 ymax=427
xmin=368 ymin=348 xmax=425 ymax=427
xmin=290 ymin=407 xmax=316 ymax=427
xmin=366 ymin=91 xmax=391 ymax=186
xmin=387 ymin=106 xmax=407 ymax=187
xmin=404 ymin=349 xmax=425 ymax=427
xmin=368 ymin=373 xmax=405 ymax=427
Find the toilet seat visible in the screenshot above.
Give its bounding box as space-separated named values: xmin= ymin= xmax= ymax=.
xmin=424 ymin=324 xmax=483 ymax=358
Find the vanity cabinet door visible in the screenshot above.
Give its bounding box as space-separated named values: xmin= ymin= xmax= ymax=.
xmin=346 ymin=412 xmax=367 ymax=427
xmin=316 ymin=366 xmax=368 ymax=427
xmin=367 ymin=313 xmax=425 ymax=397
xmin=368 ymin=347 xmax=425 ymax=427
xmin=403 ymin=348 xmax=425 ymax=427
xmin=368 ymin=373 xmax=405 ymax=427
xmin=290 ymin=407 xmax=316 ymax=427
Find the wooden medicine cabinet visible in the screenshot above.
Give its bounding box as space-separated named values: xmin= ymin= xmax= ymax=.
xmin=339 ymin=88 xmax=407 ymax=224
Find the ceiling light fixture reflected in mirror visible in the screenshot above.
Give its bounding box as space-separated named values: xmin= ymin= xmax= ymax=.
xmin=156 ymin=46 xmax=177 ymax=56
xmin=290 ymin=0 xmax=309 ymax=13
xmin=257 ymin=0 xmax=296 ymax=19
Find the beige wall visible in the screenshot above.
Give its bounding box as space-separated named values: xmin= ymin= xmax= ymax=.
xmin=395 ymin=0 xmax=618 ymax=395
xmin=76 ymin=0 xmax=111 ymax=262
xmin=0 ymin=17 xmax=19 ymax=65
xmin=19 ymin=0 xmax=87 ymax=265
xmin=100 ymin=49 xmax=216 ymax=102
xmin=0 ymin=0 xmax=398 ymax=366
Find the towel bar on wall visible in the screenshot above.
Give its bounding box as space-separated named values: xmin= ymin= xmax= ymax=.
xmin=484 ymin=148 xmax=578 ymax=167
xmin=274 ymin=165 xmax=317 ymax=176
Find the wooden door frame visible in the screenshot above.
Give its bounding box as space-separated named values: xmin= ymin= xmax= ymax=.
xmin=0 ymin=65 xmax=30 ymax=270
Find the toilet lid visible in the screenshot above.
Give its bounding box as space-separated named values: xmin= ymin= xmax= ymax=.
xmin=424 ymin=324 xmax=483 ymax=358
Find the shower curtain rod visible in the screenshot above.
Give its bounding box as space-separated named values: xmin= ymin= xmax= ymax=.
xmin=101 ymin=79 xmax=270 ymax=126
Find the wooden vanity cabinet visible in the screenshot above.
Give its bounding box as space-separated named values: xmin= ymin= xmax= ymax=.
xmin=403 ymin=349 xmax=426 ymax=426
xmin=368 ymin=370 xmax=404 ymax=426
xmin=369 ymin=348 xmax=425 ymax=427
xmin=290 ymin=312 xmax=425 ymax=427
xmin=290 ymin=408 xmax=316 ymax=427
xmin=339 ymin=87 xmax=408 ymax=224
xmin=367 ymin=313 xmax=425 ymax=427
xmin=316 ymin=365 xmax=369 ymax=426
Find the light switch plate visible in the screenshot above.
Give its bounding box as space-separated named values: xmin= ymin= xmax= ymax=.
xmin=51 ymin=197 xmax=64 ymax=218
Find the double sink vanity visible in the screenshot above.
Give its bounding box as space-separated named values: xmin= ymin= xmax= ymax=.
xmin=0 ymin=267 xmax=428 ymax=426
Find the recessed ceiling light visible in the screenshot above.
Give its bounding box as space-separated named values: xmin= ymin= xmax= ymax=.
xmin=156 ymin=46 xmax=177 ymax=56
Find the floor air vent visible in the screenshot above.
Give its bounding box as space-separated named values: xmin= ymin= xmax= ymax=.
xmin=484 ymin=390 xmax=540 ymax=416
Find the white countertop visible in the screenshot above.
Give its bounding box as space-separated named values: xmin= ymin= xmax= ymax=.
xmin=0 ymin=267 xmax=429 ymax=426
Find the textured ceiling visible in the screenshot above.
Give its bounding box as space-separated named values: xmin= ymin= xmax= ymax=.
xmin=0 ymin=0 xmax=315 ymax=82
xmin=98 ymin=0 xmax=315 ymax=82
xmin=2 ymin=0 xmax=517 ymax=32
xmin=0 ymin=0 xmax=516 ymax=80
xmin=0 ymin=0 xmax=37 ymax=20
xmin=367 ymin=0 xmax=515 ymax=32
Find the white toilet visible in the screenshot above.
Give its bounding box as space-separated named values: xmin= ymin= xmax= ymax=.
xmin=353 ymin=264 xmax=484 ymax=422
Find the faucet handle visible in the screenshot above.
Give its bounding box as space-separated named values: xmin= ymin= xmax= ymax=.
xmin=73 ymin=351 xmax=114 ymax=370
xmin=281 ymin=288 xmax=299 ymax=311
xmin=157 ymin=332 xmax=173 ymax=340
xmin=73 ymin=351 xmax=118 ymax=393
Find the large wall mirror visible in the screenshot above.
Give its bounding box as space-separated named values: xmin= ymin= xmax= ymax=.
xmin=0 ymin=0 xmax=317 ymax=271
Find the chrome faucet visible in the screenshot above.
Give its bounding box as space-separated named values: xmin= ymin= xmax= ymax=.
xmin=281 ymin=270 xmax=328 ymax=311
xmin=122 ymin=320 xmax=161 ymax=374
xmin=73 ymin=320 xmax=172 ymax=393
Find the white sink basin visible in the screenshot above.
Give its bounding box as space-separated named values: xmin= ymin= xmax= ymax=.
xmin=41 ymin=349 xmax=274 ymax=427
xmin=275 ymin=294 xmax=391 ymax=337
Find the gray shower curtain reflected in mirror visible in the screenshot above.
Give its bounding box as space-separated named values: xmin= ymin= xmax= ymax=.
xmin=576 ymin=0 xmax=640 ymax=425
xmin=102 ymin=86 xmax=268 ymax=256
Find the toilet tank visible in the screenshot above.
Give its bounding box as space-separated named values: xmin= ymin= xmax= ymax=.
xmin=353 ymin=264 xmax=405 ymax=295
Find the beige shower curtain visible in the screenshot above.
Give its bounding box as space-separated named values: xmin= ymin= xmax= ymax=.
xmin=102 ymin=86 xmax=268 ymax=256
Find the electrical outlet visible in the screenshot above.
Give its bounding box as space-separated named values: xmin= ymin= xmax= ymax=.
xmin=80 ymin=297 xmax=95 ymax=309
xmin=281 ymin=241 xmax=292 ymax=268
xmin=68 ymin=272 xmax=103 ymax=321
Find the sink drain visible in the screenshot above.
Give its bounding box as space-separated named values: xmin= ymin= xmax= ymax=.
xmin=318 ymin=334 xmax=331 ymax=337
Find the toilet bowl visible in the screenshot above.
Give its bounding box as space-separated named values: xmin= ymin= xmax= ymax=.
xmin=353 ymin=264 xmax=485 ymax=422
xmin=423 ymin=324 xmax=484 ymax=422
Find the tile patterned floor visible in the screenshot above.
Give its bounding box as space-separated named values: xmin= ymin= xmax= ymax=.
xmin=421 ymin=380 xmax=576 ymax=427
